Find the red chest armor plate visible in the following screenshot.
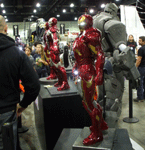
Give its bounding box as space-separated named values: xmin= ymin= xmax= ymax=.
xmin=73 ymin=34 xmax=93 ymax=66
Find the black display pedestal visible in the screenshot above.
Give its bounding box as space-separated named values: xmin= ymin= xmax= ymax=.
xmin=73 ymin=127 xmax=115 ymax=150
xmin=54 ymin=128 xmax=133 ymax=150
xmin=34 ymin=81 xmax=91 ymax=150
xmin=123 ymin=80 xmax=139 ymax=123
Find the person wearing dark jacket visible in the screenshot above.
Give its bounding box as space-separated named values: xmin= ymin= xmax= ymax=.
xmin=134 ymin=36 xmax=145 ymax=102
xmin=0 ymin=15 xmax=40 ymax=150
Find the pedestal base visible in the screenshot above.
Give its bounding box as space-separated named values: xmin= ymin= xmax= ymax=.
xmin=123 ymin=117 xmax=139 ymax=123
xmin=39 ymin=77 xmax=58 ymax=85
xmin=46 ymin=81 xmax=77 ymax=96
xmin=73 ymin=127 xmax=115 ymax=150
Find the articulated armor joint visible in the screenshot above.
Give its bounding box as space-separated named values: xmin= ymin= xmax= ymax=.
xmin=118 ymin=46 xmax=140 ymax=88
xmin=118 ymin=46 xmax=136 ymax=70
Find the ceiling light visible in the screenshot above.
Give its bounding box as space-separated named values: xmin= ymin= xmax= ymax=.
xmin=57 ymin=14 xmax=60 ymax=17
xmin=1 ymin=3 xmax=4 ymax=8
xmin=63 ymin=9 xmax=66 ymax=13
xmin=70 ymin=3 xmax=74 ymax=8
xmin=90 ymin=9 xmax=94 ymax=14
xmin=33 ymin=9 xmax=37 ymax=13
xmin=31 ymin=15 xmax=34 ymax=17
xmin=36 ymin=3 xmax=40 ymax=7
xmin=74 ymin=17 xmax=77 ymax=20
xmin=101 ymin=4 xmax=106 ymax=8
xmin=4 ymin=16 xmax=7 ymax=18
xmin=116 ymin=0 xmax=120 ymax=1
xmin=2 ymin=10 xmax=6 ymax=13
xmin=5 ymin=19 xmax=8 ymax=22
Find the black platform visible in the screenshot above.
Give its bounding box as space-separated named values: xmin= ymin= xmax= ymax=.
xmin=39 ymin=77 xmax=58 ymax=85
xmin=54 ymin=128 xmax=133 ymax=150
xmin=46 ymin=81 xmax=77 ymax=96
xmin=73 ymin=127 xmax=115 ymax=150
xmin=34 ymin=81 xmax=91 ymax=150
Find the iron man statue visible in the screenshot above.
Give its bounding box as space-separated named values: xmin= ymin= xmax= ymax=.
xmin=73 ymin=14 xmax=108 ymax=145
xmin=44 ymin=17 xmax=70 ymax=91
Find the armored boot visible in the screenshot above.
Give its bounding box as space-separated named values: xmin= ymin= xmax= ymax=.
xmin=83 ymin=107 xmax=103 ymax=146
xmin=54 ymin=70 xmax=62 ymax=87
xmin=57 ymin=67 xmax=70 ymax=91
xmin=57 ymin=81 xmax=70 ymax=91
xmin=46 ymin=66 xmax=57 ymax=80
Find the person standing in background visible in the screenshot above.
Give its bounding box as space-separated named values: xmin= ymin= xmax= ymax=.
xmin=25 ymin=46 xmax=36 ymax=68
xmin=127 ymin=34 xmax=138 ymax=56
xmin=134 ymin=36 xmax=145 ymax=102
xmin=35 ymin=44 xmax=49 ymax=78
xmin=31 ymin=41 xmax=40 ymax=56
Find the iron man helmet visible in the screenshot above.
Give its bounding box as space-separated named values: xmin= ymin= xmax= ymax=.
xmin=48 ymin=17 xmax=57 ymax=27
xmin=78 ymin=14 xmax=93 ymax=31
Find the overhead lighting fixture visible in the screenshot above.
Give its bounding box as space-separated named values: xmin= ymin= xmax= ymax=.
xmin=116 ymin=0 xmax=120 ymax=1
xmin=33 ymin=9 xmax=37 ymax=13
xmin=5 ymin=19 xmax=8 ymax=22
xmin=1 ymin=3 xmax=4 ymax=8
xmin=90 ymin=9 xmax=94 ymax=14
xmin=70 ymin=3 xmax=74 ymax=8
xmin=2 ymin=10 xmax=6 ymax=13
xmin=31 ymin=15 xmax=34 ymax=17
xmin=57 ymin=14 xmax=60 ymax=17
xmin=36 ymin=3 xmax=41 ymax=7
xmin=74 ymin=17 xmax=77 ymax=21
xmin=101 ymin=4 xmax=106 ymax=8
xmin=4 ymin=16 xmax=7 ymax=18
xmin=63 ymin=9 xmax=66 ymax=13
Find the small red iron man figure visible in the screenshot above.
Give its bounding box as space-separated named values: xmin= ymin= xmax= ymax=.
xmin=44 ymin=17 xmax=70 ymax=91
xmin=73 ymin=14 xmax=108 ymax=145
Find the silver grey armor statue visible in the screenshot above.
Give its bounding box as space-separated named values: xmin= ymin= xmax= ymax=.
xmin=93 ymin=3 xmax=140 ymax=127
xmin=36 ymin=18 xmax=46 ymax=42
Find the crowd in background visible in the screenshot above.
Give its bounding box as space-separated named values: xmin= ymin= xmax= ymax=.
xmin=15 ymin=34 xmax=145 ymax=102
xmin=24 ymin=42 xmax=49 ymax=78
xmin=127 ymin=35 xmax=145 ymax=102
xmin=16 ymin=39 xmax=75 ymax=80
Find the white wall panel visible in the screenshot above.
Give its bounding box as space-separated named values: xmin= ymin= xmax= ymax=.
xmin=120 ymin=5 xmax=145 ymax=45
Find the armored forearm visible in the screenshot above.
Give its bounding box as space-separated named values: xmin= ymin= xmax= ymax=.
xmin=95 ymin=48 xmax=105 ymax=85
xmin=117 ymin=45 xmax=140 ymax=88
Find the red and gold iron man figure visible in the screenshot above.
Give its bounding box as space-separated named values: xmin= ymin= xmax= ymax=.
xmin=73 ymin=14 xmax=108 ymax=145
xmin=44 ymin=17 xmax=70 ymax=91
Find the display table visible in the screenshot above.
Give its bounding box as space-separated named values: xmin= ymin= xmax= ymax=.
xmin=34 ymin=81 xmax=91 ymax=150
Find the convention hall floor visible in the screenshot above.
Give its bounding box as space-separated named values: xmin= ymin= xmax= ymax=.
xmin=19 ymin=80 xmax=145 ymax=150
